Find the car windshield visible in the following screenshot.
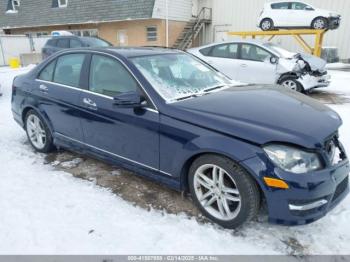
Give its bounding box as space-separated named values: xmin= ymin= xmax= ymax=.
xmin=131 ymin=53 xmax=233 ymax=102
xmin=83 ymin=37 xmax=111 ymax=47
xmin=262 ymin=42 xmax=295 ymax=58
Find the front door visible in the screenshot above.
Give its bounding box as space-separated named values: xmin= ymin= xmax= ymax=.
xmin=236 ymin=44 xmax=277 ymax=84
xmin=205 ymin=43 xmax=240 ymax=80
xmin=79 ymin=54 xmax=159 ymax=170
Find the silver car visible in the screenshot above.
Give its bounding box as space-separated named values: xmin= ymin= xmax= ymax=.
xmin=188 ymin=40 xmax=330 ymax=92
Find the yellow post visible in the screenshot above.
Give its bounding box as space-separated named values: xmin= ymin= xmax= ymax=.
xmin=227 ymin=29 xmax=326 ymax=57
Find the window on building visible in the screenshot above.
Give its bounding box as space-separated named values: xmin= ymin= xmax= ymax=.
xmin=271 ymin=2 xmax=290 ymax=9
xmin=52 ymin=0 xmax=68 ymax=8
xmin=6 ymin=0 xmax=20 ymax=13
xmin=70 ymin=29 xmax=98 ymax=37
xmin=146 ymin=26 xmax=157 ymax=42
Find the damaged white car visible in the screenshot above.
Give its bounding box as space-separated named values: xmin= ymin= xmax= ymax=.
xmin=187 ymin=40 xmax=330 ymax=93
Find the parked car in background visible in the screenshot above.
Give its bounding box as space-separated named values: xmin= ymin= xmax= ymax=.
xmin=258 ymin=1 xmax=341 ymax=31
xmin=188 ymin=40 xmax=330 ymax=92
xmin=42 ymin=36 xmax=111 ymax=59
xmin=12 ymin=47 xmax=349 ymax=228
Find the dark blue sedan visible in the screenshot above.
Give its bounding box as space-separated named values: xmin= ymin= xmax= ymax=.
xmin=11 ymin=47 xmax=349 ymax=228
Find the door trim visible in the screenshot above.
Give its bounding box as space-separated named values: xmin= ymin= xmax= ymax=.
xmin=55 ymin=132 xmax=172 ymax=177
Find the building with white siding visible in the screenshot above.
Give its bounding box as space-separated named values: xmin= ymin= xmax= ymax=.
xmin=197 ymin=0 xmax=350 ymax=61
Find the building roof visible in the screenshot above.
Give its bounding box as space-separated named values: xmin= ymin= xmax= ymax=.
xmin=0 ymin=0 xmax=156 ymax=29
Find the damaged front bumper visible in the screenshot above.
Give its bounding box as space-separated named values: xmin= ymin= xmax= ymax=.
xmin=298 ymin=73 xmax=331 ymax=91
xmin=328 ymin=16 xmax=341 ymax=30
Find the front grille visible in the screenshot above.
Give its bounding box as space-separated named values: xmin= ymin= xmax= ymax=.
xmin=332 ymin=176 xmax=349 ymax=202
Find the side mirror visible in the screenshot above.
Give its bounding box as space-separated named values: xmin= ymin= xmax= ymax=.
xmin=113 ymin=92 xmax=146 ymax=108
xmin=270 ymin=56 xmax=278 ymax=64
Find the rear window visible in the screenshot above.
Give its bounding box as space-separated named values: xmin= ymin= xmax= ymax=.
xmin=271 ymin=2 xmax=290 ymax=9
xmin=83 ymin=37 xmax=111 ymax=47
xmin=199 ymin=47 xmax=212 ymax=56
xmin=56 ymin=39 xmax=69 ymax=48
xmin=46 ymin=39 xmax=57 ymax=47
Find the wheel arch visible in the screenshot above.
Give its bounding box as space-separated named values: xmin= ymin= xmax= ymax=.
xmin=311 ymin=16 xmax=328 ymax=28
xmin=179 ymin=150 xmax=264 ymax=199
xmin=21 ymin=106 xmax=54 ymax=134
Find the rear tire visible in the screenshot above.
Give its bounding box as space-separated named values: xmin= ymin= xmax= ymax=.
xmin=25 ymin=110 xmax=55 ymax=153
xmin=312 ymin=17 xmax=328 ymax=30
xmin=260 ymin=18 xmax=274 ymax=31
xmin=188 ymin=154 xmax=260 ymax=229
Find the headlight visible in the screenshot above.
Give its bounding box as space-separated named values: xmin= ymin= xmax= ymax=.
xmin=263 ymin=144 xmax=323 ymax=174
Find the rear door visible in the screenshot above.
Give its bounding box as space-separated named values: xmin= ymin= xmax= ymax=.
xmin=35 ymin=53 xmax=87 ymax=141
xmin=236 ymin=44 xmax=277 ymax=84
xmin=201 ymin=43 xmax=240 ymax=80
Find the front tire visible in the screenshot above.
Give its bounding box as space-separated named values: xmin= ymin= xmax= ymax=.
xmin=279 ymin=76 xmax=304 ymax=92
xmin=25 ymin=110 xmax=54 ymax=153
xmin=312 ymin=17 xmax=328 ymax=30
xmin=260 ymin=18 xmax=274 ymax=31
xmin=188 ymin=154 xmax=260 ymax=229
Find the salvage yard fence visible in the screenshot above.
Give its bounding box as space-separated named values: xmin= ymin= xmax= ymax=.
xmin=0 ymin=35 xmax=50 ymax=66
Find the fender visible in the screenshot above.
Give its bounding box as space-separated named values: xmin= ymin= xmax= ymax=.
xmin=173 ymin=135 xmax=260 ymax=190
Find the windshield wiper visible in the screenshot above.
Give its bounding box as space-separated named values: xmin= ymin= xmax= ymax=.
xmin=202 ymin=85 xmax=225 ymax=93
xmin=175 ymin=93 xmax=202 ymax=101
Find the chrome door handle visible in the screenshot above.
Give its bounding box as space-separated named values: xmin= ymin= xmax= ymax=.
xmin=83 ymin=98 xmax=97 ymax=109
xmin=39 ymin=84 xmax=48 ymax=92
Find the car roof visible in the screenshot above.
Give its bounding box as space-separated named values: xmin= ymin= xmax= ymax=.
xmin=55 ymin=47 xmax=183 ymax=58
xmin=188 ymin=39 xmax=268 ymax=51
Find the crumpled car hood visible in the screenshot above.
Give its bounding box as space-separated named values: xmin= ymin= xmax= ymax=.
xmin=277 ymin=53 xmax=327 ymax=74
xmin=166 ymin=85 xmax=341 ymax=148
xmin=298 ymin=53 xmax=327 ymax=71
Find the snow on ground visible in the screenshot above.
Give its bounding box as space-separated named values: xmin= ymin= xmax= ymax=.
xmin=0 ymin=66 xmax=349 ymax=255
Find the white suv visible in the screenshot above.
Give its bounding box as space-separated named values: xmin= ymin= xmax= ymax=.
xmin=258 ymin=1 xmax=341 ymax=31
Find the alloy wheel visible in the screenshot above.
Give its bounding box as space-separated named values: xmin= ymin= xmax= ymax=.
xmin=26 ymin=114 xmax=47 ymax=150
xmin=282 ymin=80 xmax=298 ymax=91
xmin=313 ymin=18 xmax=326 ymax=29
xmin=193 ymin=164 xmax=241 ymax=221
xmin=261 ymin=20 xmax=272 ymax=30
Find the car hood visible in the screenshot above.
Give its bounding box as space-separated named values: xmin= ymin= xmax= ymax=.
xmin=278 ymin=54 xmax=327 ymax=73
xmin=298 ymin=53 xmax=327 ymax=71
xmin=166 ymin=85 xmax=341 ymax=148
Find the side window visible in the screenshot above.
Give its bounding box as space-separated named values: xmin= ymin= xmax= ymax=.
xmin=46 ymin=39 xmax=57 ymax=47
xmin=210 ymin=44 xmax=230 ymax=58
xmin=291 ymin=2 xmax=308 ymax=10
xmin=89 ymin=55 xmax=139 ymax=97
xmin=227 ymin=44 xmax=238 ymax=59
xmin=38 ymin=60 xmax=56 ymax=81
xmin=199 ymin=46 xmax=212 ymax=56
xmin=53 ymin=54 xmax=85 ymax=87
xmin=56 ymin=39 xmax=69 ymax=48
xmin=241 ymin=44 xmax=271 ymax=62
xmin=70 ymin=39 xmax=82 ymax=48
xmin=271 ymin=2 xmax=290 ymax=9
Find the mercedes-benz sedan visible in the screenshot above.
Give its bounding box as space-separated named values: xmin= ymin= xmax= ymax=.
xmin=11 ymin=47 xmax=349 ymax=228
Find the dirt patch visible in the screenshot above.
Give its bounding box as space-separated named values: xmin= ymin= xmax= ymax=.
xmin=308 ymin=90 xmax=350 ymax=104
xmin=44 ymin=151 xmax=203 ymax=220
